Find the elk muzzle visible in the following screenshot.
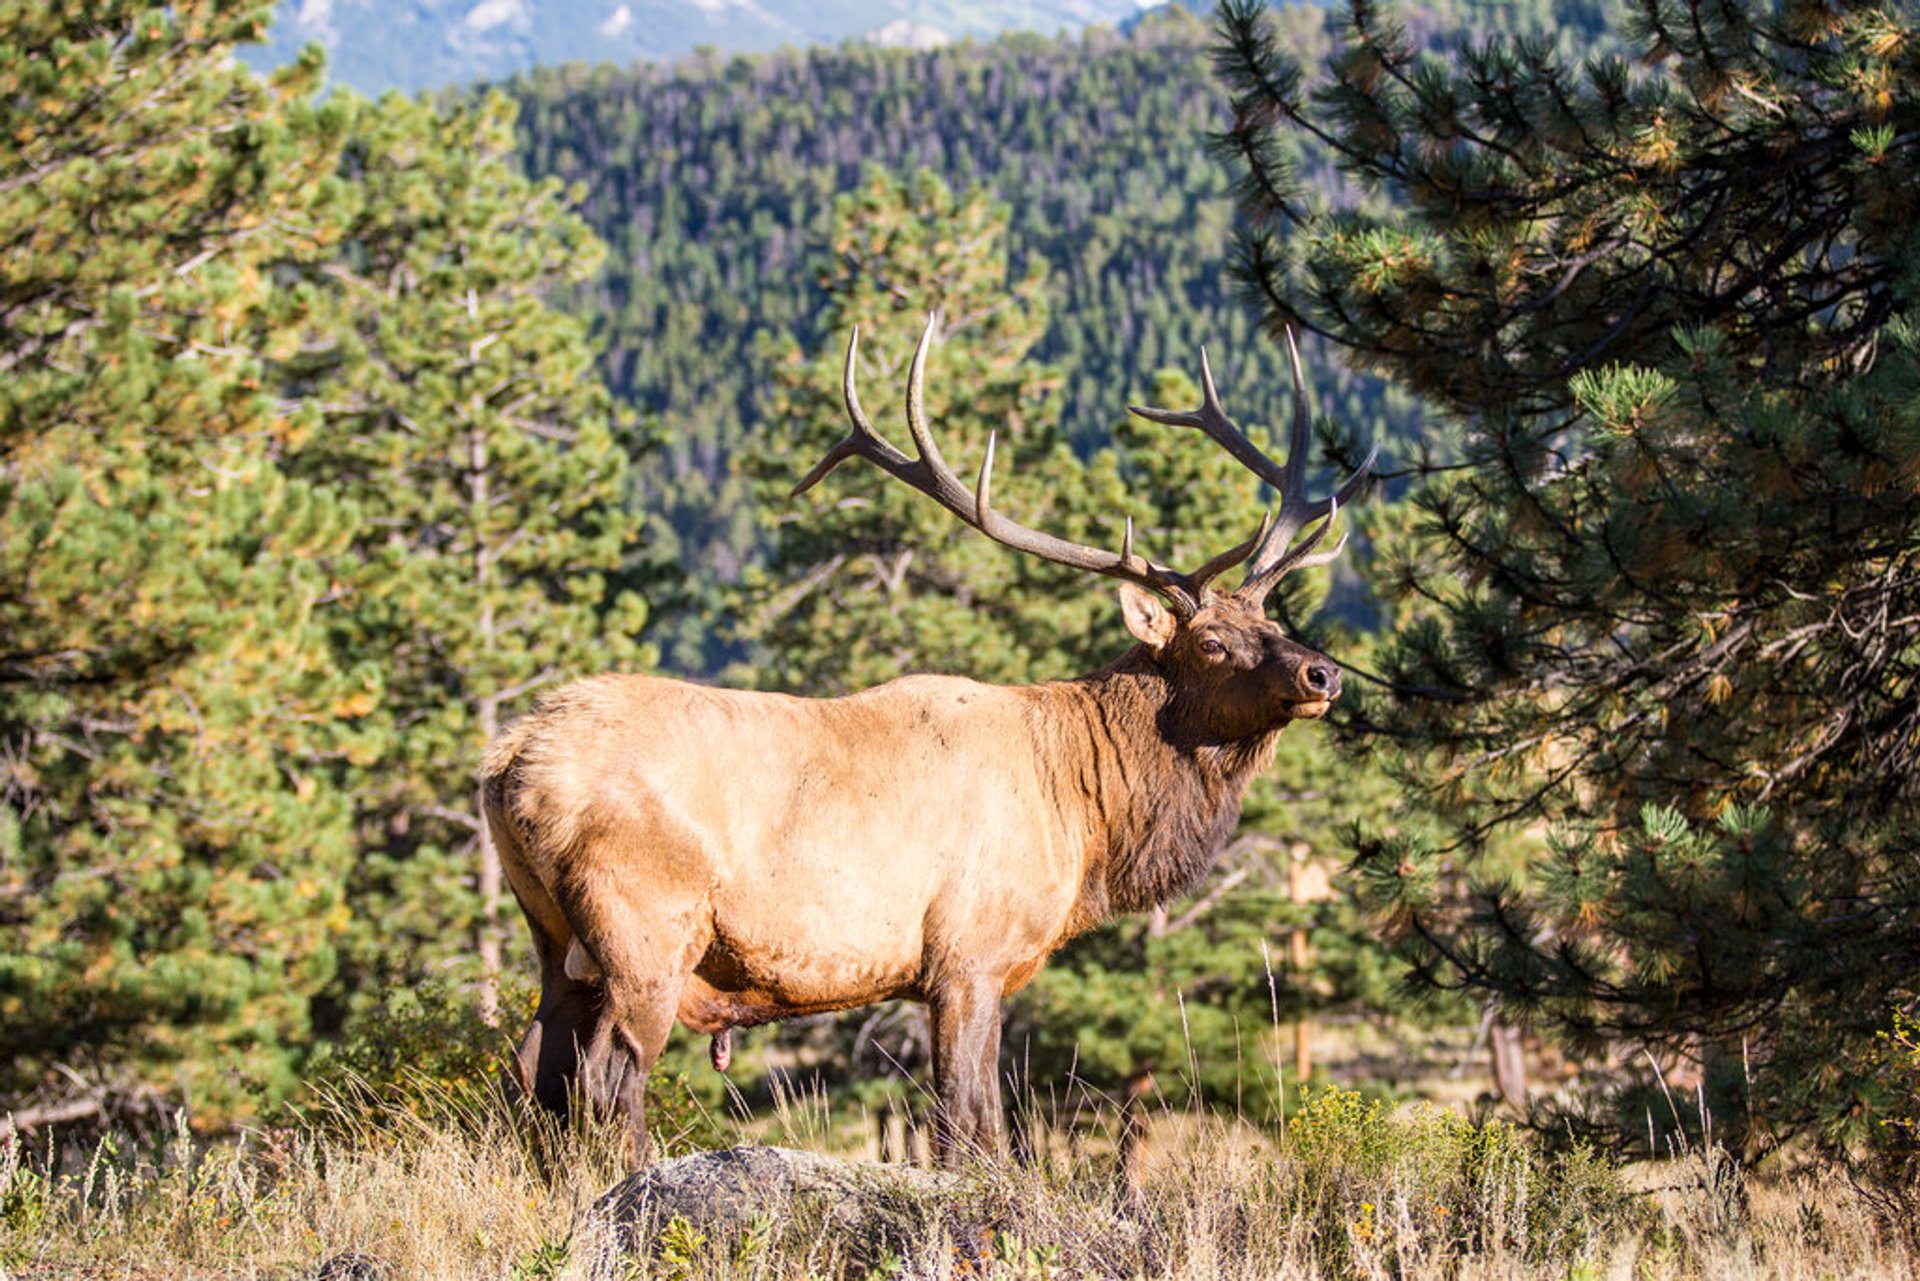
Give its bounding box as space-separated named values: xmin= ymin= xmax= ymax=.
xmin=1302 ymin=659 xmax=1341 ymax=702
xmin=1277 ymin=648 xmax=1341 ymax=719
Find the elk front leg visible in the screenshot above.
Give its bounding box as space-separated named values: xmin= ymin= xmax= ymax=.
xmin=516 ymin=970 xmax=601 ymax=1116
xmin=929 ymin=975 xmax=1006 ymax=1165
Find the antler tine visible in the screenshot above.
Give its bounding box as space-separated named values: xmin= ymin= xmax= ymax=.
xmin=1280 ymin=327 xmax=1313 ymax=511
xmin=807 ymin=317 xmax=1204 ymax=616
xmin=792 ymin=325 xmax=915 ymax=497
xmin=884 ymin=313 xmax=982 ymax=516
xmin=903 ymin=314 xmax=956 ymax=488
xmin=1189 ymin=510 xmax=1273 ymax=592
xmin=1240 ymin=498 xmax=1350 ymax=602
xmin=1241 ymin=328 xmax=1324 ymax=563
xmin=1130 ymin=327 xmax=1373 ymax=605
xmin=1129 ymin=348 xmax=1291 ymax=494
xmin=1128 ymin=342 xmax=1336 ymax=567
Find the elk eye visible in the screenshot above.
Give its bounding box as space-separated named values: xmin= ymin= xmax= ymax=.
xmin=1199 ymin=637 xmax=1226 ymax=657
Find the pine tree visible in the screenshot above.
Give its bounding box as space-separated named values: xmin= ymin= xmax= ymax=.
xmin=0 ymin=1 xmax=367 ymax=1124
xmin=1214 ymin=0 xmax=1920 ymax=1151
xmin=732 ymin=169 xmax=1093 ymax=691
xmin=277 ymin=90 xmax=648 ymax=1025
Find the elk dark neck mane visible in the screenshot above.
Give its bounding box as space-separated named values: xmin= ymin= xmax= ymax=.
xmin=1031 ymin=648 xmax=1285 ymax=929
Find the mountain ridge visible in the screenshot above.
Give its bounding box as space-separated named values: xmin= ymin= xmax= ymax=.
xmin=244 ymin=0 xmax=1166 ymax=93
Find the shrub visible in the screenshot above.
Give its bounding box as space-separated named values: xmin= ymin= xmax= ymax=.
xmin=1856 ymin=1010 xmax=1920 ymax=1243
xmin=1282 ymin=1085 xmax=1638 ymax=1271
xmin=293 ymin=976 xmax=725 ymax=1155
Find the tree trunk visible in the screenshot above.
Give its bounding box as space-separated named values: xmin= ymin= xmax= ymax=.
xmin=1287 ymin=846 xmax=1312 ymax=1085
xmin=475 ymin=695 xmax=502 ymax=1025
xmin=470 ymin=418 xmax=503 ymax=1026
xmin=1489 ymin=1018 xmax=1527 ymax=1112
xmin=1116 ymin=1068 xmax=1154 ymax=1208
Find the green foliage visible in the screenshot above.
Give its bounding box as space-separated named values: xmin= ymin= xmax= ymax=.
xmin=298 ymin=979 xmax=517 ymax=1119
xmin=0 ymin=0 xmax=365 ymax=1126
xmin=654 ymin=1215 xmax=709 ymax=1280
xmin=273 ymin=87 xmax=651 ymax=1027
xmin=2 ymin=1157 xmax=49 ymax=1265
xmin=1861 ymin=1010 xmax=1920 ymax=1231
xmin=294 ymin=977 xmax=726 ymax=1157
xmin=733 ymin=168 xmax=1083 ymax=691
xmin=509 ymin=1234 xmax=572 ymax=1280
xmin=1879 ymin=1012 xmax=1920 ymax=1149
xmin=1216 ymin=0 xmax=1920 ymax=1151
xmin=992 ymin=1231 xmax=1062 ymax=1279
xmin=0 ymin=6 xmax=651 ymax=1128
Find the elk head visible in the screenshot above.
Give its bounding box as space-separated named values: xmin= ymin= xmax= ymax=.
xmin=793 ymin=317 xmax=1375 ymax=734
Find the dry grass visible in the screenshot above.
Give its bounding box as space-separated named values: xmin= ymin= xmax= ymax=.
xmin=0 ymin=1078 xmax=1912 ymax=1280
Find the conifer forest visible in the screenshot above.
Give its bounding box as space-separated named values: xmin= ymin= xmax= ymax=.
xmin=2 ymin=0 xmax=1918 ymax=1275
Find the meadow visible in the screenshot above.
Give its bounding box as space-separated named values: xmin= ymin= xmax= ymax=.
xmin=3 ymin=1060 xmax=1913 ymax=1279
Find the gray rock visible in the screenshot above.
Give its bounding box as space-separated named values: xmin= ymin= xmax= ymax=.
xmin=311 ymin=1252 xmax=391 ymax=1281
xmin=592 ymin=1145 xmax=996 ymax=1267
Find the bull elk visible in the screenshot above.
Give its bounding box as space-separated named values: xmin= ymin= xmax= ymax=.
xmin=481 ymin=318 xmax=1372 ymax=1167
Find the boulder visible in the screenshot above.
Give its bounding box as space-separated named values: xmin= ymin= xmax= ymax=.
xmin=591 ymin=1145 xmax=996 ymax=1266
xmin=310 ymin=1252 xmax=391 ymax=1280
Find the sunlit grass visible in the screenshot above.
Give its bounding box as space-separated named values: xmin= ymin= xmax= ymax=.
xmin=2 ymin=1073 xmax=1912 ymax=1279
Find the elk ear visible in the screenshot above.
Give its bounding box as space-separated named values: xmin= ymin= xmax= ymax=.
xmin=1118 ymin=582 xmax=1178 ymax=654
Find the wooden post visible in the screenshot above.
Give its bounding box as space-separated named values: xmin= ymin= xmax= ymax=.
xmin=903 ymin=1101 xmax=925 ymax=1167
xmin=475 ymin=700 xmax=501 ymax=1026
xmin=878 ymin=1097 xmax=900 ymax=1164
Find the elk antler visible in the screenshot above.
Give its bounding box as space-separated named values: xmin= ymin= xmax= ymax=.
xmin=1128 ymin=328 xmax=1375 ymax=607
xmin=794 ymin=315 xmax=1276 ymax=619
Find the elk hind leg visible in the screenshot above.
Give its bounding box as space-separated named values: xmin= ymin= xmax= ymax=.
xmin=501 ymin=885 xmax=602 ymax=1115
xmin=576 ymin=970 xmax=686 ymax=1170
xmin=564 ymin=893 xmax=705 ymax=1169
xmin=929 ymin=976 xmax=1008 ymax=1166
xmin=492 ymin=797 xmax=604 ymax=1116
xmin=516 ymin=963 xmax=603 ymax=1116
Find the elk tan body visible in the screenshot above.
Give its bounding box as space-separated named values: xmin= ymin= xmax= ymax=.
xmin=490 ymin=673 xmax=1104 ymax=1028
xmin=483 ymin=320 xmax=1370 ymax=1167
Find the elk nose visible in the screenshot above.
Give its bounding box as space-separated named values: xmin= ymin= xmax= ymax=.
xmin=1304 ymin=662 xmax=1341 ymax=699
